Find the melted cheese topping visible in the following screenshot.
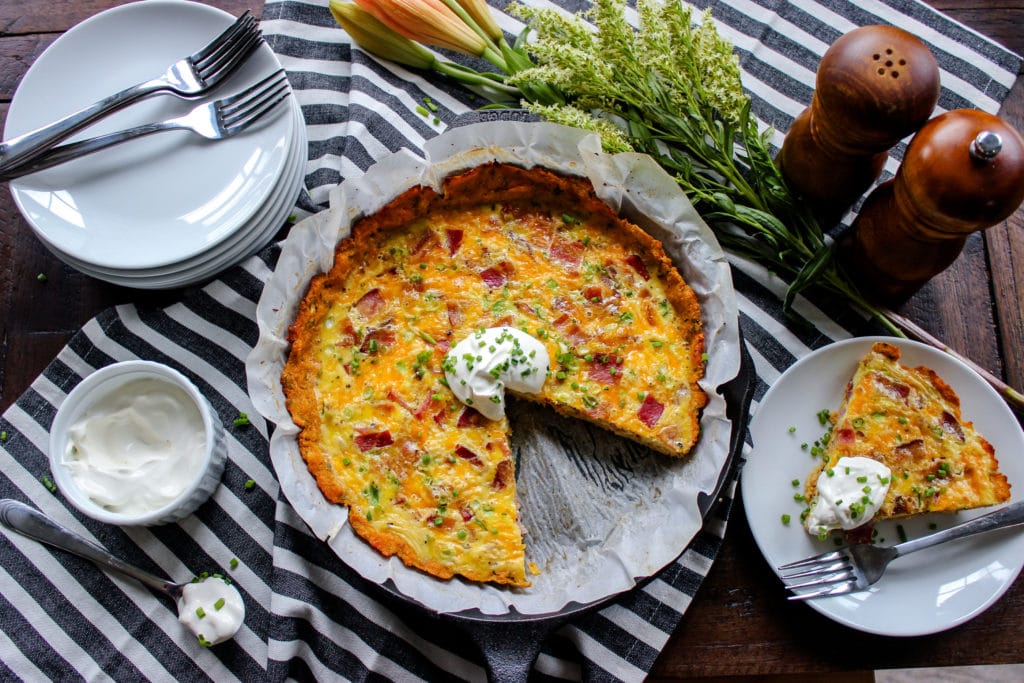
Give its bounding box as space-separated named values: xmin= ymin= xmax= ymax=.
xmin=283 ymin=163 xmax=706 ymax=585
xmin=805 ymin=342 xmax=1009 ymax=528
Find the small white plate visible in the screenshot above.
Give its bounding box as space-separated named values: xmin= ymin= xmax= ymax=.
xmin=742 ymin=336 xmax=1024 ymax=636
xmin=45 ymin=98 xmax=306 ymax=289
xmin=6 ymin=0 xmax=292 ymax=270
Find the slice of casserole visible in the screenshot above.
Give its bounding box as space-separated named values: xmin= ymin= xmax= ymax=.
xmin=804 ymin=341 xmax=1010 ymax=537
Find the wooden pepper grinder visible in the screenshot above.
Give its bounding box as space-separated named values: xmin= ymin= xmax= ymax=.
xmin=777 ymin=25 xmax=940 ymax=227
xmin=840 ymin=109 xmax=1024 ymax=302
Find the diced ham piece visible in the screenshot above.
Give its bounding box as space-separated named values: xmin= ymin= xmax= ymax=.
xmin=874 ymin=373 xmax=910 ymax=402
xmin=413 ymin=393 xmax=439 ymax=420
xmin=637 ymin=394 xmax=665 ymax=428
xmin=588 ymin=355 xmax=623 ymax=385
xmin=940 ymin=411 xmax=965 ymax=441
xmin=459 ymin=507 xmax=474 ymax=522
xmin=515 ymin=300 xmax=535 ymax=316
xmin=447 ymin=302 xmax=464 ymax=328
xmin=446 ymin=229 xmax=464 ymax=256
xmin=480 ymin=267 xmax=507 ymax=289
xmin=354 ymin=288 xmax=385 ymax=318
xmin=455 ymin=445 xmax=483 ymax=466
xmin=354 ymin=431 xmax=393 ymax=451
xmin=409 ymin=230 xmax=436 ymax=256
xmin=583 ymin=285 xmax=603 ymax=302
xmin=626 ymin=254 xmax=650 ymax=280
xmin=457 ymin=408 xmax=483 ymax=428
xmin=360 ymin=326 xmax=395 ymax=353
xmin=550 ymin=238 xmax=583 ymax=270
xmin=835 ymin=427 xmax=856 ymax=445
xmin=387 ymin=390 xmax=415 ymax=415
xmin=492 ymin=459 xmax=512 ymax=490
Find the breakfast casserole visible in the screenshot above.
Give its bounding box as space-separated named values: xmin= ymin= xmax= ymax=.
xmin=282 ymin=163 xmax=706 ymax=585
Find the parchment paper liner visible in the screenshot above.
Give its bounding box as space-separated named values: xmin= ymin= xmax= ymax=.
xmin=246 ymin=121 xmax=741 ymax=615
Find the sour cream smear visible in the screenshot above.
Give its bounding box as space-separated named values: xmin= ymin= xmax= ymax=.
xmin=177 ymin=577 xmax=245 ymax=646
xmin=64 ymin=378 xmax=206 ymax=515
xmin=443 ymin=327 xmax=549 ymax=420
xmin=804 ymin=456 xmax=892 ymax=538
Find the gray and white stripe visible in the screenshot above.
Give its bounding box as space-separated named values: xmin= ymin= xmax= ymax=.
xmin=0 ymin=0 xmax=1017 ymax=679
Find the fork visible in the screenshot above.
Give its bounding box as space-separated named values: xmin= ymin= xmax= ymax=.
xmin=0 ymin=10 xmax=263 ymax=173
xmin=0 ymin=70 xmax=291 ymax=181
xmin=778 ymin=500 xmax=1024 ymax=600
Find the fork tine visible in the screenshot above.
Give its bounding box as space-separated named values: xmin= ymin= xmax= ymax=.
xmin=218 ymin=72 xmax=291 ymax=135
xmin=219 ymin=72 xmax=289 ymax=121
xmin=782 ymin=569 xmax=857 ymax=591
xmin=777 ymin=550 xmax=845 ymax=571
xmin=217 ymin=70 xmax=288 ymax=111
xmin=194 ymin=14 xmax=260 ymax=72
xmin=787 ymin=581 xmax=861 ymax=601
xmin=224 ymin=91 xmax=290 ymax=136
xmin=778 ymin=559 xmax=851 ymax=581
xmin=190 ymin=11 xmax=254 ymax=63
xmin=196 ymin=25 xmax=264 ymax=87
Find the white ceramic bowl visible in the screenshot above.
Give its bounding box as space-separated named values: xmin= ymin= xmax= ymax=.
xmin=49 ymin=361 xmax=227 ymax=526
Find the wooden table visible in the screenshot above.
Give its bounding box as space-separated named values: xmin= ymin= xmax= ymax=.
xmin=1 ymin=1 xmax=1021 ymax=679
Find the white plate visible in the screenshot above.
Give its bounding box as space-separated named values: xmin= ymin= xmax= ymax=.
xmin=46 ymin=98 xmax=306 ymax=288
xmin=742 ymin=336 xmax=1024 ymax=636
xmin=6 ymin=0 xmax=292 ymax=270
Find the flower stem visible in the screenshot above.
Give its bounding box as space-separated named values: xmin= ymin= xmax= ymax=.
xmin=882 ymin=309 xmax=1024 ymax=414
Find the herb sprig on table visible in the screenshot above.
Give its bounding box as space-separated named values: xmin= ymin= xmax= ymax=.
xmin=331 ymin=0 xmax=1024 ymax=410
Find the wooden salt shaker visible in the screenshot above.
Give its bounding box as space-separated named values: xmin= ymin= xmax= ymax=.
xmin=841 ymin=109 xmax=1024 ymax=302
xmin=777 ymin=25 xmax=940 ymax=227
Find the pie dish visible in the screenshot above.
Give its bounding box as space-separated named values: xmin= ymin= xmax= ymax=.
xmin=247 ymin=121 xmax=741 ymax=615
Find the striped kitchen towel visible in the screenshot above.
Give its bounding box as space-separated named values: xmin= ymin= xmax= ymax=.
xmin=0 ymin=0 xmax=1017 ymax=680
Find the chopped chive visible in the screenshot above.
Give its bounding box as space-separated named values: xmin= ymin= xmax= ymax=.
xmin=233 ymin=413 xmax=250 ymax=427
xmin=214 ymin=597 xmax=226 ymax=611
xmin=41 ymin=475 xmax=57 ymax=494
xmin=244 ymin=479 xmax=256 ymax=491
xmin=196 ymin=607 xmax=206 ymax=619
xmin=781 ymin=514 xmax=791 ymax=525
xmin=229 ymin=558 xmax=239 ymax=570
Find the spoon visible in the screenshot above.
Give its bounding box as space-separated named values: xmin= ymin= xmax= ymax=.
xmin=0 ymin=498 xmax=186 ymax=600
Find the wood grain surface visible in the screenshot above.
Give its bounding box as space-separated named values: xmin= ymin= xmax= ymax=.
xmin=1 ymin=1 xmax=1021 ymax=678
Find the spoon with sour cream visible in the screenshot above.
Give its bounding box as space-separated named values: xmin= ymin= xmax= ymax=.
xmin=0 ymin=499 xmax=244 ymax=646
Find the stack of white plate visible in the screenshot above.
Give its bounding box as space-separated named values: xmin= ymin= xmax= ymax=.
xmin=4 ymin=0 xmax=306 ymax=289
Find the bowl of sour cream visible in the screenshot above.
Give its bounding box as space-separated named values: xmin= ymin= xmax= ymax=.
xmin=49 ymin=360 xmax=227 ymax=526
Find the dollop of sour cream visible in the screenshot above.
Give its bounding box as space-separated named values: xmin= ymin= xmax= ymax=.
xmin=804 ymin=456 xmax=892 ymax=537
xmin=177 ymin=577 xmax=245 ymax=647
xmin=442 ymin=327 xmax=550 ymax=420
xmin=64 ymin=378 xmax=206 ymax=515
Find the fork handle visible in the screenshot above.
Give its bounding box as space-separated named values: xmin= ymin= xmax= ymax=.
xmin=894 ymin=500 xmax=1024 ymax=558
xmin=0 ymin=78 xmax=171 ymax=173
xmin=0 ymin=119 xmax=179 ymax=181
